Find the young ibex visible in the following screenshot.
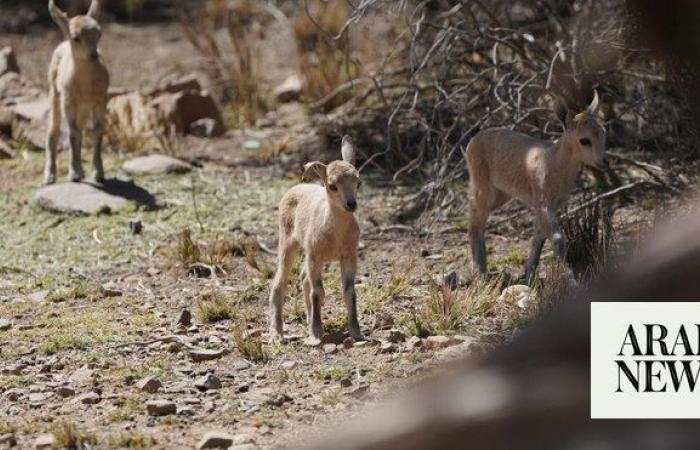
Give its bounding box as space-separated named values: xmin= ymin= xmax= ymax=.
xmin=466 ymin=91 xmax=606 ymax=281
xmin=269 ymin=136 xmax=363 ymax=346
xmin=45 ymin=0 xmax=109 ymax=185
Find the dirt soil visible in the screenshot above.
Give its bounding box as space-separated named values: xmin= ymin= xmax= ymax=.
xmin=0 ymin=20 xmax=695 ymax=450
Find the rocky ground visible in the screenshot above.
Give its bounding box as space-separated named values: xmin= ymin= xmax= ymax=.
xmin=0 ymin=15 xmax=696 ymax=450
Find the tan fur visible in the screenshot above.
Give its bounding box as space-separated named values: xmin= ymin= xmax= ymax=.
xmin=466 ymin=92 xmax=607 ymax=281
xmin=45 ymin=0 xmax=109 ymax=185
xmin=269 ymin=136 xmax=363 ymax=345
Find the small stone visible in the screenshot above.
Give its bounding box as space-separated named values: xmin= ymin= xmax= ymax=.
xmin=342 ymin=337 xmax=355 ymax=349
xmin=323 ymin=344 xmax=338 ymax=355
xmin=28 ymin=290 xmax=49 ymax=303
xmin=195 ymin=373 xmax=222 ymax=392
xmin=266 ymin=393 xmax=292 ymax=407
xmin=5 ymin=388 xmax=24 ymax=401
xmin=407 ymin=336 xmax=423 ymax=351
xmin=348 ymin=383 xmax=370 ymax=399
xmin=29 ymin=392 xmax=51 ymax=404
xmin=34 ymin=433 xmax=55 ymax=449
xmin=0 ymin=433 xmax=16 ymax=447
xmin=146 ymin=400 xmax=176 ymax=416
xmin=339 ymin=377 xmax=352 ymax=388
xmin=189 ymin=348 xmax=227 ymax=362
xmin=425 ymin=335 xmax=463 ymax=349
xmin=99 ymin=283 xmax=122 ymax=298
xmin=2 ymin=363 xmax=26 ymax=375
xmin=378 ymin=341 xmax=396 ymax=354
xmin=387 ymin=329 xmax=406 ymax=343
xmin=69 ymin=365 xmax=98 ymax=384
xmin=56 ymin=386 xmax=75 ymax=398
xmin=80 ymin=392 xmax=101 ymax=404
xmin=0 ymin=318 xmax=11 ymax=331
xmin=273 ymin=74 xmax=303 ymax=103
xmin=233 ymin=435 xmax=256 ymax=446
xmin=498 ymin=284 xmax=531 ymax=309
xmin=136 ymin=377 xmax=162 ymax=394
xmin=128 ymin=218 xmax=143 ymax=235
xmin=231 ymin=359 xmax=253 ymax=371
xmin=198 ymin=431 xmax=235 ymax=449
xmin=122 ymin=154 xmax=192 ymax=176
xmin=280 ymin=360 xmax=297 ymax=370
xmin=188 ymin=118 xmax=219 ymax=138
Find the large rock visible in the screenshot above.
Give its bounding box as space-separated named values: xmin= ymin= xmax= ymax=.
xmin=106 ymin=91 xmax=158 ymax=139
xmin=0 ymin=46 xmax=19 ymax=77
xmin=11 ymin=98 xmax=50 ymax=149
xmin=149 ymin=91 xmax=225 ymax=137
xmin=122 ymin=154 xmax=192 ymax=176
xmin=34 ymin=183 xmax=128 ymax=215
xmin=0 ymin=72 xmax=43 ymax=106
xmin=148 ymin=74 xmax=202 ymax=97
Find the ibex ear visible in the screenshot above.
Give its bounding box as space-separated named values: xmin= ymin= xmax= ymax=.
xmin=586 ymin=89 xmax=600 ymax=117
xmin=87 ymin=0 xmax=101 ymax=20
xmin=302 ymin=161 xmax=328 ymax=184
xmin=340 ymin=135 xmax=356 ymax=166
xmin=48 ymin=0 xmax=70 ymax=36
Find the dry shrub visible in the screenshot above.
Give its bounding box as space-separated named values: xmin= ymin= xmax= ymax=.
xmin=104 ymin=118 xmax=148 ymax=154
xmin=562 ymin=199 xmax=617 ymax=282
xmin=536 ymin=261 xmax=579 ymax=315
xmin=293 ymin=0 xmax=359 ymax=110
xmin=412 ymin=276 xmax=503 ymax=335
xmin=181 ymin=0 xmax=266 ymax=126
xmin=52 ymin=421 xmax=96 ymax=450
xmin=233 ymin=325 xmax=267 ymax=362
xmin=196 ymin=292 xmax=235 ymax=323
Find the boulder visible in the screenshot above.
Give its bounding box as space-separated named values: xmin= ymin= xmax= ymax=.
xmin=122 ymin=154 xmax=192 ymax=176
xmin=0 ymin=46 xmax=19 ymax=77
xmin=34 ymin=434 xmax=55 ymax=449
xmin=136 ymin=377 xmax=162 ymax=394
xmin=10 ymin=98 xmax=50 ymax=149
xmin=34 ymin=183 xmax=127 ymax=215
xmin=149 ymin=91 xmax=225 ymax=137
xmin=273 ymin=74 xmax=303 ymax=103
xmin=198 ymin=431 xmax=235 ymax=449
xmin=106 ymin=91 xmax=158 ymax=140
xmin=148 ymin=74 xmax=202 ymax=97
xmin=188 ymin=118 xmax=219 ymax=138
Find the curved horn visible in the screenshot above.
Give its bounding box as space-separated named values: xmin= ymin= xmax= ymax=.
xmin=87 ymin=0 xmax=101 ymax=19
xmin=341 ymin=135 xmax=356 ymax=166
xmin=586 ymin=90 xmax=600 ymax=116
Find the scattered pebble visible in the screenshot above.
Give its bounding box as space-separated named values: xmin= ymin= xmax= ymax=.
xmin=146 ymin=400 xmax=177 ymax=416
xmin=136 ymin=377 xmax=163 ymax=394
xmin=80 ymin=392 xmax=101 ymax=405
xmin=56 ymin=386 xmax=75 ymax=398
xmin=33 ymin=433 xmax=55 ymax=449
xmin=323 ymin=344 xmax=338 ymax=355
xmin=195 ymin=373 xmax=222 ymax=392
xmin=198 ymin=431 xmax=235 ymax=449
xmin=0 ymin=318 xmax=11 ymax=331
xmin=189 ymin=348 xmax=227 ymax=362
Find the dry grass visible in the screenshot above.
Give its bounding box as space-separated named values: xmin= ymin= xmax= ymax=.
xmin=196 ymin=292 xmax=235 ymax=323
xmin=233 ymin=325 xmax=268 ymax=362
xmin=52 ymin=421 xmax=96 ymax=450
xmin=293 ymin=0 xmax=359 ymax=110
xmin=181 ymin=0 xmax=266 ymax=127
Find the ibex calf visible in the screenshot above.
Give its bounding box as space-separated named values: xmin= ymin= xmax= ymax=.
xmin=45 ymin=0 xmax=109 ymax=185
xmin=466 ymin=92 xmax=606 ymax=281
xmin=269 ymin=136 xmax=364 ymax=346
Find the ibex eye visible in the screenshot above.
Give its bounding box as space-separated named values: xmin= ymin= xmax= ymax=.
xmin=579 ymin=138 xmax=592 ymax=146
xmin=328 ymin=184 xmax=338 ymax=191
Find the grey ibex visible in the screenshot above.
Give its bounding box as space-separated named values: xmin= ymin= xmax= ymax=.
xmin=269 ymin=136 xmax=364 ymax=346
xmin=45 ymin=0 xmax=109 ymax=185
xmin=466 ymin=92 xmax=606 ymax=281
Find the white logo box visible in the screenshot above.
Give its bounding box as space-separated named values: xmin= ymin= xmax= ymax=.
xmin=591 ymin=302 xmax=700 ymax=419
